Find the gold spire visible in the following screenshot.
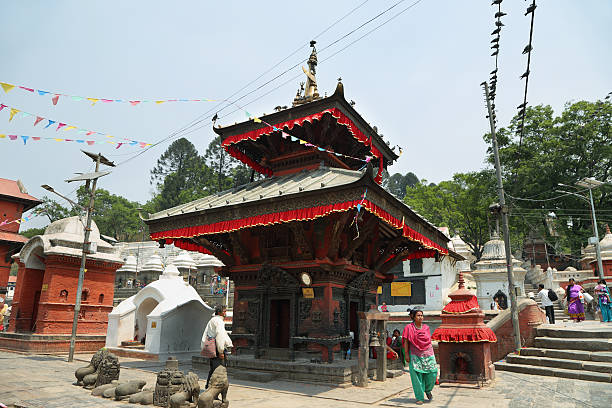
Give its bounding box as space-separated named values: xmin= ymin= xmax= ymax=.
xmin=292 ymin=41 xmax=322 ymax=106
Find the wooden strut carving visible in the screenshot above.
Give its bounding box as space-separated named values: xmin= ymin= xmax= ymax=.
xmin=191 ymin=236 xmax=233 ymax=266
xmin=379 ymin=246 xmax=414 ymax=275
xmin=374 ymin=236 xmax=405 ymax=270
xmin=342 ymin=216 xmax=378 ymax=260
xmin=229 ymin=232 xmax=249 ymax=264
xmin=328 ymin=212 xmax=350 ymax=260
xmin=289 ymin=221 xmax=312 ymax=260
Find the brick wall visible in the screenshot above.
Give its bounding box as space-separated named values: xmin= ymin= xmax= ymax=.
xmin=488 ymin=299 xmax=545 ymax=362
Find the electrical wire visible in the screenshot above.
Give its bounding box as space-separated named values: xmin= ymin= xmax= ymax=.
xmin=112 ymin=0 xmax=426 ymax=168
xmin=506 ymin=188 xmax=590 ymax=203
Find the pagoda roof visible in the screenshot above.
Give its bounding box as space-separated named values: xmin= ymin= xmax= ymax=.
xmin=0 ymin=230 xmax=29 ymax=245
xmin=0 ymin=178 xmax=41 ymax=211
xmin=145 ymin=165 xmax=449 ymax=257
xmin=214 ymin=82 xmax=398 ymax=181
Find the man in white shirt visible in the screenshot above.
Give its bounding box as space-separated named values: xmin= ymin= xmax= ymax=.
xmin=537 ymin=284 xmax=555 ymax=324
xmin=202 ymin=305 xmax=233 ymax=389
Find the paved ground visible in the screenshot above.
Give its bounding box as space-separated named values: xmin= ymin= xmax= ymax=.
xmin=0 ymin=350 xmax=611 ymax=408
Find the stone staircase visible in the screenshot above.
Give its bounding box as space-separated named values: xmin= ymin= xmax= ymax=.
xmin=495 ymin=322 xmax=612 ymax=383
xmin=523 ymin=283 xmax=565 ymax=322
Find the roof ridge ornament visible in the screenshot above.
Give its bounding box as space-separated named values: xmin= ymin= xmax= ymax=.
xmin=292 ymin=40 xmax=322 ymax=106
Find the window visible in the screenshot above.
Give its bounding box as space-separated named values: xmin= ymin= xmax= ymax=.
xmin=98 ymin=293 xmax=104 ymax=304
xmin=410 ymin=258 xmax=423 ymax=274
xmin=81 ymin=289 xmax=89 ymax=302
xmin=59 ymin=289 xmax=68 ymax=301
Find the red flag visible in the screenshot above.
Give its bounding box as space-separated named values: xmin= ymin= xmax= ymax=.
xmin=56 ymin=123 xmax=66 ymax=131
xmin=116 ymin=142 xmax=124 ymax=149
xmin=33 ymin=116 xmax=44 ymax=127
xmin=19 ymin=86 xmax=34 ymax=92
xmin=86 ymin=140 xmax=95 ymax=145
xmin=52 ymin=94 xmax=60 ymax=105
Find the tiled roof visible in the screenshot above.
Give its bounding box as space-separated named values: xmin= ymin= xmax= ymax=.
xmin=148 ymin=167 xmax=363 ymax=220
xmin=0 ymin=178 xmax=41 ymax=210
xmin=0 ymin=230 xmax=28 ymax=244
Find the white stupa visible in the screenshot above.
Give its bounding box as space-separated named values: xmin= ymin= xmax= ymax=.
xmin=105 ymin=263 xmax=214 ymax=359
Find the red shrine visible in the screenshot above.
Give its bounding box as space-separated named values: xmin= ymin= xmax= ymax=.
xmin=144 ymin=43 xmax=450 ymax=362
xmin=0 ymin=178 xmax=41 ymax=294
xmin=432 ymin=272 xmax=497 ymax=384
xmin=1 ymin=216 xmax=122 ymax=352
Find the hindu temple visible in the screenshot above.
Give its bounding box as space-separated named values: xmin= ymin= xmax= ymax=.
xmin=143 ymin=43 xmax=450 ymax=364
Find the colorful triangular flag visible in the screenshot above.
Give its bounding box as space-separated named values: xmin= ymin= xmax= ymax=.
xmin=253 ymin=117 xmax=262 ymax=123
xmin=56 ymin=123 xmax=66 ymax=131
xmin=21 ymin=136 xmax=28 ymax=145
xmin=33 ymin=116 xmax=44 ymax=126
xmin=87 ymin=98 xmax=99 ymax=105
xmin=19 ymin=86 xmax=34 ymax=92
xmin=0 ymin=82 xmax=15 ymax=93
xmin=63 ymin=126 xmax=76 ymax=131
xmin=52 ymin=94 xmax=60 ymax=105
xmin=37 ymin=90 xmax=50 ymax=96
xmin=45 ymin=120 xmax=56 ymax=129
xmin=9 ymin=108 xmax=20 ymax=121
xmin=129 ymin=101 xmax=141 ymax=106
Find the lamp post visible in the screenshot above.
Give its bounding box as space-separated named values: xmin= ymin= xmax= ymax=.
xmin=557 ymin=177 xmax=606 ymax=279
xmin=42 ymin=151 xmax=114 ymax=362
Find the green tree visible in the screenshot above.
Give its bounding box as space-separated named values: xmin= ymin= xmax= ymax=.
xmin=36 ymin=196 xmax=71 ymax=222
xmin=385 ymin=171 xmax=419 ymax=199
xmin=21 ymin=227 xmax=46 ymax=238
xmin=404 ymin=171 xmax=497 ymax=260
xmin=486 ymin=99 xmax=612 ymax=257
xmin=76 ymin=187 xmax=143 ymax=241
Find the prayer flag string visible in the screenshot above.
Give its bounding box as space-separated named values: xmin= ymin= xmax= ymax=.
xmin=0 ymin=102 xmax=151 ymax=146
xmin=0 ymin=81 xmax=217 ymax=107
xmin=0 ymin=133 xmax=150 ymax=148
xmin=243 ymin=111 xmax=375 ymax=164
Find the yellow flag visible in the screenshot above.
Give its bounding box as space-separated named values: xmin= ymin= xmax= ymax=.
xmin=253 ymin=117 xmax=262 ymax=123
xmin=87 ymin=98 xmax=99 ymax=105
xmin=9 ymin=108 xmax=19 ymax=121
xmin=105 ymin=135 xmax=114 ymax=138
xmin=0 ymin=134 xmax=5 ymax=138
xmin=54 ymin=138 xmax=64 ymax=142
xmin=155 ymin=100 xmax=165 ymax=104
xmin=63 ymin=126 xmax=76 ymax=131
xmin=299 ymin=139 xmax=307 ymax=145
xmin=0 ymin=82 xmax=15 ymax=93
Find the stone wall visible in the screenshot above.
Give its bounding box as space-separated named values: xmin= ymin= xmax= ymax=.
xmin=487 ymin=298 xmax=545 ymax=362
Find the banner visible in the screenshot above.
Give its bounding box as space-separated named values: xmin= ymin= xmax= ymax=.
xmin=0 ymin=81 xmax=217 ymax=107
xmin=391 ymin=282 xmax=412 ymax=297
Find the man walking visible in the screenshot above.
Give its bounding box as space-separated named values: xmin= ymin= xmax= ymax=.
xmin=537 ymin=284 xmax=555 ymax=324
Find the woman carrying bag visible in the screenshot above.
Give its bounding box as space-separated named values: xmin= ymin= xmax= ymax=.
xmin=201 ymin=305 xmax=233 ymax=389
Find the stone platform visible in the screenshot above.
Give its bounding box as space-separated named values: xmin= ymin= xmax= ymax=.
xmin=0 ymin=332 xmax=106 ymax=353
xmin=193 ymin=353 xmax=403 ymax=386
xmin=107 ymin=346 xmax=201 ymax=362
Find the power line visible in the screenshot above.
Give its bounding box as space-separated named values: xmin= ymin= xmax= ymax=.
xmin=112 ymin=0 xmax=420 ymax=168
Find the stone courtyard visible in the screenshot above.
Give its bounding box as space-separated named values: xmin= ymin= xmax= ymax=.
xmin=1 ymin=350 xmax=611 ymax=408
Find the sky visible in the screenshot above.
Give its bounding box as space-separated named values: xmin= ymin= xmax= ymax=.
xmin=1 ymin=0 xmax=610 ymax=230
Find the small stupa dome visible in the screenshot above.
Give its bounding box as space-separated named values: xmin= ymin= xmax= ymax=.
xmin=194 ymin=253 xmax=224 ymax=268
xmin=159 ymin=263 xmax=182 ymax=280
xmin=142 ymin=254 xmax=164 ymax=273
xmin=117 ymin=254 xmax=137 ymax=273
xmin=44 ymin=215 xmax=101 ymax=243
xmin=599 ymin=224 xmax=612 ymax=261
xmin=174 ymin=251 xmax=196 ymax=270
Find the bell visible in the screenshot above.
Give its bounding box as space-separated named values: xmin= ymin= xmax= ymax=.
xmin=369 ymin=333 xmax=381 ymax=348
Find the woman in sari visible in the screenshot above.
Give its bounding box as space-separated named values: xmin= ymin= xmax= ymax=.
xmin=595 ymin=279 xmax=612 ymax=322
xmin=403 ymin=309 xmax=437 ymax=405
xmin=565 ymin=278 xmax=585 ymax=322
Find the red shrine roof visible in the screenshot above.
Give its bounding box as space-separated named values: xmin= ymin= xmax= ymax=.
xmin=146 ymin=166 xmax=449 ymax=257
xmin=0 ymin=230 xmax=29 ymax=244
xmin=214 ymin=82 xmax=398 ymax=184
xmin=0 ymin=178 xmax=41 ymax=211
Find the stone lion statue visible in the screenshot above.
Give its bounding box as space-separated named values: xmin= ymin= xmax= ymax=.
xmin=198 ymin=365 xmax=229 ymax=408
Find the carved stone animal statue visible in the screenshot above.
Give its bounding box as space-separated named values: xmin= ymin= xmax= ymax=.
xmin=94 ymin=353 xmax=120 ymax=388
xmin=198 ymin=365 xmax=229 ymax=408
xmin=91 ymin=381 xmax=119 ymax=396
xmin=75 ymin=348 xmax=108 ymax=385
xmin=129 ymin=389 xmax=154 ymax=405
xmin=169 ymin=372 xmax=200 ymax=408
xmin=115 ymin=380 xmax=147 ymax=400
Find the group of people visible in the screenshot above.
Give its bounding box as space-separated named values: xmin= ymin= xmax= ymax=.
xmin=537 ymin=278 xmax=611 ymax=323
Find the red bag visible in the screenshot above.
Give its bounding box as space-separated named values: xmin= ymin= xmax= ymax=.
xmin=201 ymin=336 xmax=217 ymax=358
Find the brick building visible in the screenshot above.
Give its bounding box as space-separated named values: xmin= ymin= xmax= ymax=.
xmin=0 ymin=178 xmax=41 ymax=293
xmin=0 ymin=216 xmax=123 ymax=352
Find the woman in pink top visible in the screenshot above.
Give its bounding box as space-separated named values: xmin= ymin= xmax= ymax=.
xmin=403 ymin=309 xmax=437 ymax=405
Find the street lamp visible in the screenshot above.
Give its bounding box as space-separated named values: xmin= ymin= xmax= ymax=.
xmin=557 ymin=177 xmax=606 ymax=279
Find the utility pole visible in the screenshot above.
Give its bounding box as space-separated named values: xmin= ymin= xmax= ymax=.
xmin=66 ymin=151 xmax=114 ymax=362
xmin=576 ymin=178 xmax=606 ymax=279
xmin=482 ymin=82 xmax=522 ymax=352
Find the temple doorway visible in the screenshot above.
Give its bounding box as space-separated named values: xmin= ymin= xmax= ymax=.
xmin=135 ymin=298 xmax=158 ymax=342
xmin=269 ymin=299 xmax=290 ymax=348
